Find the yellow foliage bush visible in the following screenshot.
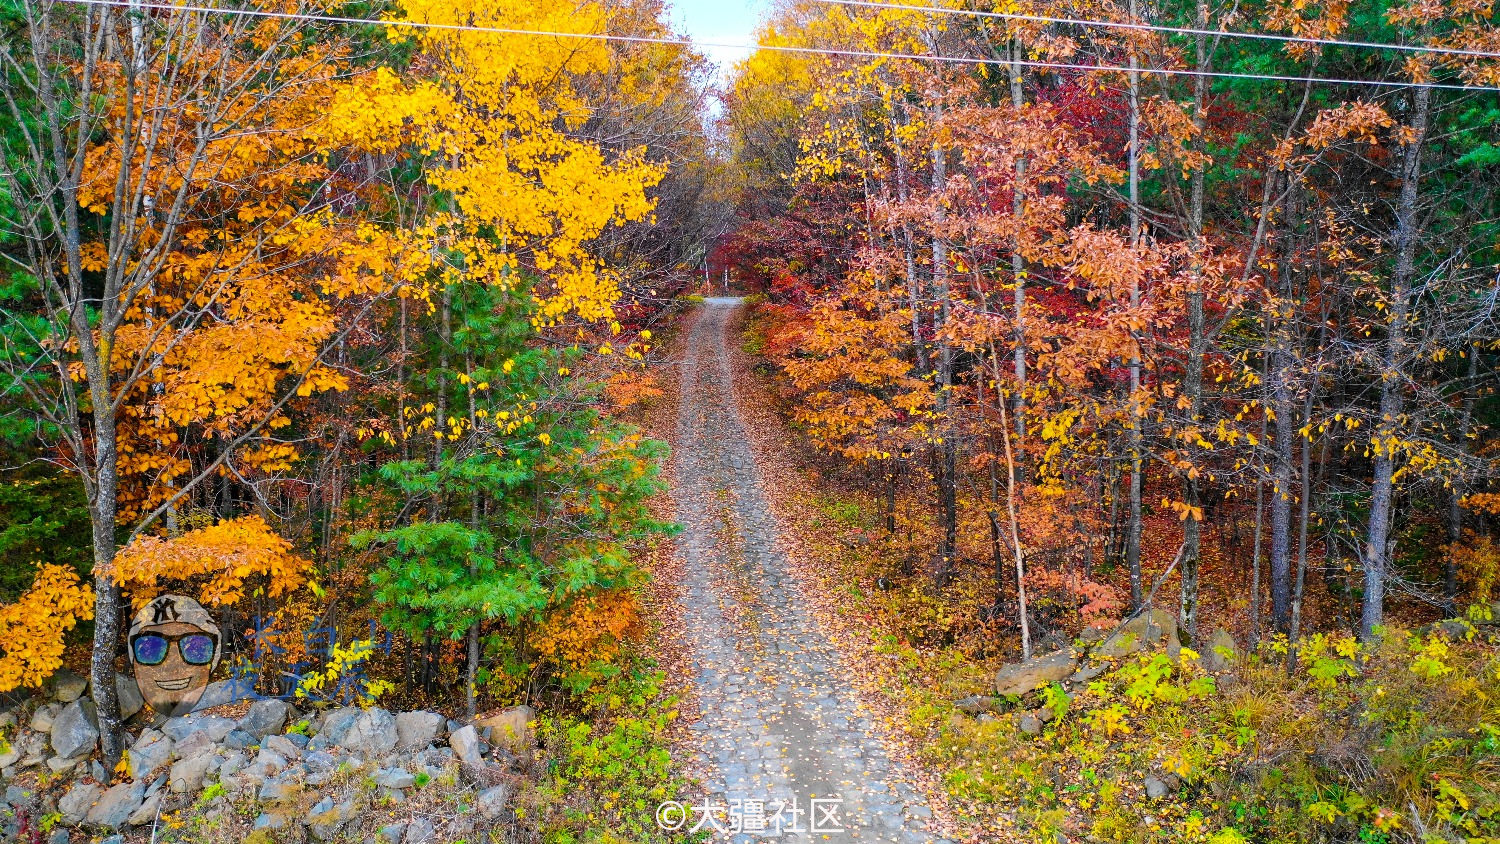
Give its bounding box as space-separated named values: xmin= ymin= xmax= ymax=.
xmin=534 ymin=589 xmax=642 ymax=671
xmin=1444 ymin=532 xmax=1500 ymax=605
xmin=0 ymin=564 xmax=94 ymax=693
xmin=107 ymin=515 xmax=314 ymax=607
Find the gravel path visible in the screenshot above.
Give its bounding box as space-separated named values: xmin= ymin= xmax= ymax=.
xmin=670 ymin=298 xmax=944 ymax=843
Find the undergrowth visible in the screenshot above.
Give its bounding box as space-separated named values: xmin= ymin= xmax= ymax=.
xmin=524 ymin=655 xmax=696 ymax=844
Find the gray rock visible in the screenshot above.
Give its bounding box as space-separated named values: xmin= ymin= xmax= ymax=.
xmin=169 ymin=752 xmax=215 ymax=792
xmin=162 ymin=714 xmax=236 ymax=744
xmin=85 ymin=781 xmax=146 ymax=830
xmin=308 ymin=795 xmax=358 ymax=841
xmin=6 ymin=784 xmax=37 ymax=806
xmin=1068 ymin=662 xmax=1108 ymax=686
xmin=1077 ymin=626 xmax=1109 ymax=646
xmin=1017 ymin=713 xmax=1042 ymax=735
xmin=1202 ymin=628 xmax=1238 ymax=672
xmin=477 ymin=784 xmax=512 ymax=819
xmin=48 ymin=828 xmax=69 ymax=844
xmin=448 ymin=724 xmax=482 ymax=766
xmin=375 ymin=766 xmax=415 ymax=789
xmin=50 ymin=670 xmax=88 ymax=703
xmin=126 ymin=789 xmax=163 ymax=826
xmin=115 ymin=674 xmax=145 ymax=721
xmin=994 ymin=650 xmax=1078 ymax=696
xmin=190 ymin=679 xmax=255 ymax=712
xmin=46 ymin=755 xmax=82 ymax=775
xmin=314 ymin=707 xmax=360 ymax=744
xmin=336 ymin=707 xmax=397 ymax=756
xmin=0 ymin=734 xmax=20 ymax=768
xmin=31 ymin=703 xmax=61 ymax=733
xmin=236 ymin=699 xmax=289 ymax=739
xmin=172 ymin=730 xmax=217 ymax=761
xmin=98 ymin=837 xmax=123 ymax=844
xmin=257 ymin=775 xmax=300 ymax=806
xmin=953 ymin=695 xmax=1000 ymax=715
xmin=1097 ymin=609 xmax=1179 ymax=658
xmin=1145 ymin=775 xmax=1169 ymax=800
xmin=475 ymin=706 xmax=534 ymax=753
xmin=127 ymin=729 xmax=174 ymax=779
xmin=58 ymin=781 xmax=102 ymax=825
xmin=244 ymin=748 xmax=289 ymax=781
xmin=224 ymin=729 xmax=257 ymax=750
xmin=1429 ymin=618 xmax=1472 ymax=639
xmin=302 ymin=749 xmax=338 ymax=771
xmin=405 ymin=817 xmax=437 ymax=843
xmin=15 ymin=729 xmax=51 ymax=768
xmin=394 ymin=710 xmax=446 ymax=749
xmin=262 ymin=734 xmax=302 ymax=758
xmin=376 ymin=822 xmax=407 ymax=843
xmin=49 ymin=699 xmax=98 ymax=759
xmin=286 ymin=732 xmax=309 ymax=748
xmin=253 ymin=811 xmax=293 ymax=830
xmin=218 ymin=750 xmax=248 ymax=778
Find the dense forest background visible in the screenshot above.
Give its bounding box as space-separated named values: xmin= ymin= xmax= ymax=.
xmin=718 ymin=0 xmax=1500 ymax=648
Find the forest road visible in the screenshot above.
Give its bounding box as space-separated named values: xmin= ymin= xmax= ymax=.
xmin=670 ymin=298 xmax=946 ymax=843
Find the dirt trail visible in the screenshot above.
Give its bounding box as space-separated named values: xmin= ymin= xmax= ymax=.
xmin=669 ymin=298 xmax=944 ymax=843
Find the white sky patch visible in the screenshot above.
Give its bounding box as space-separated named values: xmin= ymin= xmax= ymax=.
xmin=667 ymin=0 xmax=770 ymax=81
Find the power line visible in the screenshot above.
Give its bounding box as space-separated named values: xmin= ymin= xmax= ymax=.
xmin=818 ymin=0 xmax=1500 ymax=62
xmin=52 ymin=0 xmax=1500 ymax=91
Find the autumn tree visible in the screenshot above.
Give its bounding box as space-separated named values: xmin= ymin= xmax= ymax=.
xmin=0 ymin=2 xmax=416 ymax=763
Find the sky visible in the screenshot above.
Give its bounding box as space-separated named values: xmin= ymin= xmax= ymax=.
xmin=666 ymin=0 xmax=772 ymax=77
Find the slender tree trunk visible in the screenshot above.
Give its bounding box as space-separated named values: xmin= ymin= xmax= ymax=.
xmin=1289 ymin=385 xmax=1316 ymax=667
xmin=886 ymin=459 xmax=899 ymax=536
xmin=1179 ymin=7 xmax=1211 ymax=645
xmin=931 ymin=123 xmax=959 ymax=587
xmin=1268 ymin=196 xmax=1298 ymax=635
xmin=466 ymin=349 xmax=481 ymax=721
xmin=995 ymin=360 xmax=1031 ymax=659
xmin=88 ymin=419 xmax=125 ymax=768
xmin=1362 ymin=84 xmax=1431 ymax=641
xmin=1126 ymin=7 xmax=1144 ymax=610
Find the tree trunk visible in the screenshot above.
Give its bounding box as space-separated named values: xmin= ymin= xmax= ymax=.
xmin=1289 ymin=385 xmax=1316 ymax=667
xmin=1362 ymin=83 xmax=1431 ymax=641
xmin=466 ymin=350 xmax=481 ymax=721
xmin=1268 ymin=223 xmax=1298 ymax=635
xmin=1178 ymin=5 xmax=1210 ymax=646
xmin=1125 ymin=4 xmax=1144 ymax=611
xmin=931 ymin=126 xmax=959 ymax=587
xmin=88 ymin=413 xmax=125 ymax=768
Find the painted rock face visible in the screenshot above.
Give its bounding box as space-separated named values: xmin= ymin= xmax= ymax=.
xmin=129 ymin=595 xmax=221 ymax=716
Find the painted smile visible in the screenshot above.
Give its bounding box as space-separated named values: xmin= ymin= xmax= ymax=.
xmin=153 ymin=676 xmax=195 ymax=691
